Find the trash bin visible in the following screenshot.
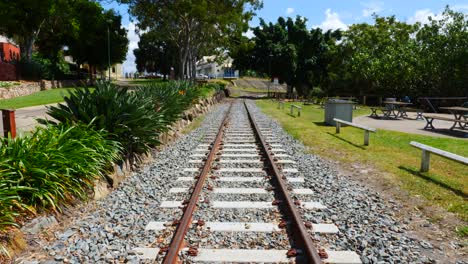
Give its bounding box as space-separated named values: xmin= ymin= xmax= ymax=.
xmin=324 ymin=99 xmax=355 ymax=126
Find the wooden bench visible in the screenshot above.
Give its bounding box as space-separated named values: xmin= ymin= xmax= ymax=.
xmin=423 ymin=115 xmax=468 ymax=130
xmin=333 ymin=118 xmax=376 ymax=146
xmin=370 ymin=107 xmax=392 ymax=118
xmin=290 ymin=104 xmax=301 ymax=117
xmin=410 ymin=141 xmax=468 ymax=172
xmin=277 ymin=101 xmax=285 ymax=109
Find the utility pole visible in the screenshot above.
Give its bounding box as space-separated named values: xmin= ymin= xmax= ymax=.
xmin=107 ymin=20 xmax=112 ymax=81
xmin=268 ymin=54 xmax=273 ymax=98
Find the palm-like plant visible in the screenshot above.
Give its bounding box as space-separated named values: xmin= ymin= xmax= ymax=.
xmin=41 ymin=81 xmax=164 ymax=158
xmin=0 ymin=124 xmax=121 ymax=211
xmin=136 ymin=81 xmax=201 ymax=131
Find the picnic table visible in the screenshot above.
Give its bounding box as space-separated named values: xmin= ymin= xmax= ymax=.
xmin=439 ymin=106 xmax=468 ymax=129
xmin=383 ymin=101 xmax=412 ymax=118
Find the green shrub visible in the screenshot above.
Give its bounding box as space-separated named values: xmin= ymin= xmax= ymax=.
xmin=0 ymin=123 xmax=121 ymax=211
xmin=136 ymin=81 xmax=201 ymax=131
xmin=42 ymin=81 xmax=164 ymax=158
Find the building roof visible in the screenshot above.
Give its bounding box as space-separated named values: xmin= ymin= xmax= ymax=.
xmin=0 ymin=35 xmax=18 ymax=46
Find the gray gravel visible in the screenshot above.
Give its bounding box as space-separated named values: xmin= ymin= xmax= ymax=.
xmin=17 ymin=100 xmax=463 ymax=264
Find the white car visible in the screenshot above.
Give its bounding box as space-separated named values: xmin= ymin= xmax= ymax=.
xmin=196 ymin=74 xmax=208 ymax=79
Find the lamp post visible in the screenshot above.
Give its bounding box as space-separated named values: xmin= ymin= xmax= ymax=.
xmin=107 ymin=19 xmax=112 ymax=81
xmin=268 ymin=54 xmax=273 ymax=97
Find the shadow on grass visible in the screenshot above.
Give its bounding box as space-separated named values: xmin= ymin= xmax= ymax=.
xmin=312 ymin=121 xmax=328 ymax=127
xmin=399 ymin=166 xmax=468 ymax=199
xmin=326 ymin=132 xmax=366 ymax=150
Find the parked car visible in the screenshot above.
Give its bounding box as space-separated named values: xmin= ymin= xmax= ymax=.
xmin=196 ymin=74 xmax=208 ymax=79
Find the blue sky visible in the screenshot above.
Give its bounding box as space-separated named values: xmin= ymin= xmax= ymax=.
xmin=102 ymin=0 xmax=468 ymax=74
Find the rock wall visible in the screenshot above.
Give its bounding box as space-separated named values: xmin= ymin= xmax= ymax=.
xmin=0 ymin=82 xmax=40 ymax=100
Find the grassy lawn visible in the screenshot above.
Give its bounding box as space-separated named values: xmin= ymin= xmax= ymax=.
xmin=0 ymin=88 xmax=90 ymax=109
xmin=127 ymin=79 xmax=166 ymax=85
xmin=256 ymin=100 xmax=468 ymax=229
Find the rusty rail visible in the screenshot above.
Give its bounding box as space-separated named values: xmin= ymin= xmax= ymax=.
xmin=162 ymin=102 xmax=233 ymax=264
xmin=244 ymin=101 xmax=323 ymax=264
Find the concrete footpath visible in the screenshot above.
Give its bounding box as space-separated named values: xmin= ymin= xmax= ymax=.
xmin=354 ymin=112 xmax=468 ymax=139
xmin=0 ymin=104 xmax=55 ymax=136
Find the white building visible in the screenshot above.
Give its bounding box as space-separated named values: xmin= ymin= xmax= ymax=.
xmin=196 ymin=55 xmax=238 ymax=79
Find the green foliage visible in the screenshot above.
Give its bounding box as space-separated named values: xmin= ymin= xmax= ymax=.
xmin=120 ymin=0 xmax=261 ymax=79
xmin=17 ymin=52 xmax=72 ymax=80
xmin=136 ymin=81 xmax=201 ymax=130
xmin=0 ymin=82 xmax=20 ymax=89
xmin=232 ymin=16 xmax=340 ymax=96
xmin=0 ymin=123 xmax=121 ymax=214
xmin=42 ymin=81 xmax=162 ymax=158
xmin=134 ymin=31 xmax=177 ymax=76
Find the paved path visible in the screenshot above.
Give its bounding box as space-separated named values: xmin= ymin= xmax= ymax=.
xmin=354 ymin=112 xmax=468 ymax=139
xmin=0 ymin=104 xmax=55 ymax=136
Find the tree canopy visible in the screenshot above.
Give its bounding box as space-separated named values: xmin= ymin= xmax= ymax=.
xmin=231 ymin=6 xmax=467 ymax=98
xmin=120 ymin=0 xmax=262 ymax=79
xmin=0 ymin=0 xmax=128 ymax=74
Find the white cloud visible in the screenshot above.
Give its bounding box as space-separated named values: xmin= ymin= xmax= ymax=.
xmin=314 ymin=9 xmax=348 ymax=31
xmin=407 ymin=9 xmax=443 ymax=25
xmin=122 ymin=22 xmax=139 ymax=74
xmin=286 ymin=7 xmax=294 ymax=15
xmin=242 ymin=29 xmax=255 ymax=39
xmin=361 ymin=1 xmax=384 ymax=17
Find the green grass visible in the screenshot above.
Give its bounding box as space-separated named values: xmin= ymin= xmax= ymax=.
xmin=127 ymin=79 xmax=166 ymax=85
xmin=256 ymin=100 xmax=468 ymax=225
xmin=0 ymin=88 xmax=92 ymax=109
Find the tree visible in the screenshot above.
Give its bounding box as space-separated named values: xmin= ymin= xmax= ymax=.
xmin=134 ymin=30 xmax=177 ymax=77
xmin=119 ymin=0 xmax=262 ymax=79
xmin=0 ymin=0 xmax=66 ymax=60
xmin=415 ymin=7 xmax=468 ymax=97
xmin=340 ymin=16 xmax=419 ymax=97
xmin=67 ymin=1 xmax=128 ymax=75
xmin=232 ymin=16 xmax=340 ymax=96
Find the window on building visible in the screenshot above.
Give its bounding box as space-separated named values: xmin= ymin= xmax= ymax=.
xmin=112 ymin=67 xmax=116 ymax=73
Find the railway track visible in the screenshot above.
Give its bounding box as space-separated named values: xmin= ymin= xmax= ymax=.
xmin=134 ymin=100 xmax=361 ymax=263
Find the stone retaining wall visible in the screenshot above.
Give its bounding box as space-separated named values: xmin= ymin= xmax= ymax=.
xmin=0 ymin=79 xmax=92 ymax=100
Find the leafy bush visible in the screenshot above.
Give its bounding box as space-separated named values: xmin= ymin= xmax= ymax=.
xmin=0 ymin=123 xmax=121 ymax=211
xmin=0 ymin=81 xmax=20 ymax=89
xmin=136 ymin=81 xmax=202 ymax=131
xmin=42 ymin=81 xmax=164 ymax=158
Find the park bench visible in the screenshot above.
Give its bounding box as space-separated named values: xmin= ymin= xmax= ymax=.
xmin=290 ymin=104 xmax=301 ymax=117
xmin=410 ymin=141 xmax=468 ymax=172
xmin=423 ymin=115 xmax=468 ymax=130
xmin=277 ymin=101 xmax=285 ymax=109
xmin=369 ymin=107 xmax=392 ymax=118
xmin=333 ymin=118 xmax=376 ymax=146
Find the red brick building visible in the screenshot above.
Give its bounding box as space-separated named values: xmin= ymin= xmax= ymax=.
xmin=0 ymin=35 xmax=20 ymax=62
xmin=0 ymin=35 xmax=19 ymax=80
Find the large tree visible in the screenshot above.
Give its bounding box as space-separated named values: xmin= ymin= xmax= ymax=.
xmin=67 ymin=1 xmax=128 ymax=74
xmin=0 ymin=0 xmax=70 ymax=60
xmin=119 ymin=0 xmax=262 ymax=79
xmin=232 ymin=16 xmax=340 ymax=96
xmin=134 ymin=30 xmax=177 ymax=77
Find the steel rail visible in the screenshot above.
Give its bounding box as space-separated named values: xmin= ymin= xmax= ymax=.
xmin=243 ymin=101 xmax=323 ymax=264
xmin=162 ymin=102 xmax=233 ymax=264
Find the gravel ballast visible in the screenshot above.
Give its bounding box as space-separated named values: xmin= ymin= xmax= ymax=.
xmin=17 ymin=100 xmax=462 ymax=264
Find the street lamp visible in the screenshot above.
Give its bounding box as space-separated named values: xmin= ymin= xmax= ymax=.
xmin=268 ymin=54 xmax=273 ymax=97
xmin=107 ymin=19 xmax=112 ymax=81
